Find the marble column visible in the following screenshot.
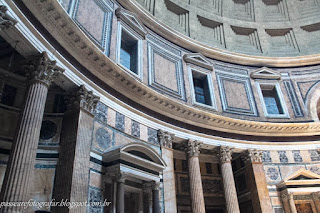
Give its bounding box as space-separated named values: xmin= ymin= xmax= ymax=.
xmin=219 ymin=146 xmax=240 ymax=213
xmin=312 ymin=192 xmax=320 ymax=212
xmin=0 ymin=52 xmax=63 ymax=213
xmin=158 ymin=130 xmax=177 ymax=213
xmin=241 ymin=149 xmax=273 ymax=213
xmin=288 ymin=193 xmax=297 ymax=213
xmin=0 ymin=5 xmax=17 ymax=31
xmin=116 ymin=172 xmax=127 ymax=213
xmin=52 ymin=85 xmax=99 ymax=213
xmin=143 ymin=182 xmax=153 ymax=213
xmin=280 ymin=193 xmax=291 ymax=213
xmin=185 ymin=140 xmax=206 ymax=213
xmin=152 ymin=181 xmax=161 ymax=213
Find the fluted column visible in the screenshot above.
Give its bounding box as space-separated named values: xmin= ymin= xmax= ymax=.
xmin=152 ymin=182 xmax=161 ymax=213
xmin=158 ymin=130 xmax=177 ymax=213
xmin=219 ymin=146 xmax=240 ymax=213
xmin=288 ymin=193 xmax=297 ymax=213
xmin=312 ymin=192 xmax=320 ymax=212
xmin=52 ymin=85 xmax=99 ymax=213
xmin=241 ymin=149 xmax=273 ymax=213
xmin=116 ymin=172 xmax=127 ymax=213
xmin=0 ymin=5 xmax=17 ymax=31
xmin=185 ymin=140 xmax=206 ymax=213
xmin=0 ymin=52 xmax=63 ymax=213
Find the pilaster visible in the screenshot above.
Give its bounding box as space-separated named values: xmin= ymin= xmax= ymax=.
xmin=241 ymin=149 xmax=273 ymax=213
xmin=312 ymin=192 xmax=320 ymax=212
xmin=52 ymin=85 xmax=99 ymax=213
xmin=158 ymin=130 xmax=177 ymax=213
xmin=0 ymin=52 xmax=63 ymax=213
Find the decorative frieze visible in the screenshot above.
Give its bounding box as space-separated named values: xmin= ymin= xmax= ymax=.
xmin=24 ymin=52 xmax=64 ymax=87
xmin=158 ymin=130 xmax=174 ymax=149
xmin=0 ymin=5 xmax=17 ymax=31
xmin=219 ymin=146 xmax=234 ymax=163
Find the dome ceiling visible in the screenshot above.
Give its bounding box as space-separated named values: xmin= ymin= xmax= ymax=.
xmin=134 ymin=0 xmax=320 ymax=57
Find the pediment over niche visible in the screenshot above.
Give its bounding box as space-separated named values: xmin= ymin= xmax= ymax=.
xmin=115 ymin=8 xmax=148 ymax=38
xmin=277 ymin=168 xmax=320 ymax=188
xmin=183 ymin=53 xmax=213 ymax=70
xmin=250 ymin=67 xmax=281 ymax=80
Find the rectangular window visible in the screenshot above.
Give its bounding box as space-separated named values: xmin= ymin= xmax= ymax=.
xmin=262 ymin=87 xmax=284 ymax=115
xmin=1 ymin=84 xmax=16 ymax=106
xmin=191 ymin=70 xmax=213 ymax=107
xmin=120 ymin=30 xmax=138 ymax=74
xmin=257 ymin=82 xmax=289 ymax=118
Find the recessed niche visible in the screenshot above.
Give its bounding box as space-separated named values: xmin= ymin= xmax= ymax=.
xmin=262 ymin=0 xmax=289 ymax=21
xmin=164 ymin=0 xmax=190 ymax=36
xmin=265 ymin=28 xmax=299 ymax=55
xmin=231 ymin=0 xmax=255 ymax=21
xmin=301 ymin=23 xmax=320 ymax=53
xmin=197 ymin=15 xmax=225 ymax=48
xmin=230 ymin=26 xmax=262 ymax=53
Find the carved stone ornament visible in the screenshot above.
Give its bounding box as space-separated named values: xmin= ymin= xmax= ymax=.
xmin=185 ymin=140 xmax=202 ymax=157
xmin=158 ymin=130 xmax=174 ymax=148
xmin=312 ymin=192 xmax=320 ymax=200
xmin=114 ymin=171 xmax=128 ymax=183
xmin=281 ymin=193 xmax=289 ymax=202
xmin=24 ymin=51 xmax=64 ymax=87
xmin=66 ymin=85 xmax=100 ymax=114
xmin=242 ymin=149 xmax=263 ymax=164
xmin=219 ymin=146 xmax=234 ymax=163
xmin=151 ymin=181 xmax=161 ymax=191
xmin=0 ymin=5 xmax=17 ymax=31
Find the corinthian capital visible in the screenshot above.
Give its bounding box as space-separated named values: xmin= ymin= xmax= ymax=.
xmin=219 ymin=146 xmax=234 ymax=163
xmin=66 ymin=85 xmax=100 ymax=114
xmin=0 ymin=5 xmax=17 ymax=31
xmin=185 ymin=140 xmax=202 ymax=157
xmin=24 ymin=52 xmax=64 ymax=87
xmin=158 ymin=130 xmax=174 ymax=149
xmin=242 ymin=149 xmax=263 ymax=164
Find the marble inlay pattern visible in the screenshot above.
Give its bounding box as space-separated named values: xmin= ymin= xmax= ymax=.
xmin=94 ymin=102 xmax=108 ymax=123
xmin=95 ymin=127 xmax=111 ymax=150
xmin=147 ymin=127 xmax=158 ymax=144
xmin=115 ymin=112 xmax=125 ymax=132
xmin=266 ymin=167 xmax=279 ymax=181
xmin=293 ymin=150 xmax=303 ymax=163
xmin=131 ymin=120 xmax=140 ymax=138
xmin=278 ymin=151 xmax=288 ymax=163
xmin=88 ymin=187 xmax=103 ymax=213
xmin=309 ymin=150 xmax=320 ymax=161
xmin=262 ymin=151 xmax=272 ymax=163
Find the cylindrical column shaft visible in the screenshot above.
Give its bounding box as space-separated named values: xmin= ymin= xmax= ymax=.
xmin=288 ymin=193 xmax=297 ymax=213
xmin=0 ymin=82 xmax=48 ymax=213
xmin=117 ymin=181 xmax=125 ymax=213
xmin=185 ymin=140 xmax=205 ymax=213
xmin=221 ymin=162 xmax=240 ymax=213
xmin=152 ymin=189 xmax=160 ymax=213
xmin=219 ymin=146 xmax=240 ymax=213
xmin=188 ymin=156 xmax=206 ymax=213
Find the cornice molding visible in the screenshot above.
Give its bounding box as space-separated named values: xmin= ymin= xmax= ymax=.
xmin=19 ymin=0 xmax=320 ymax=137
xmin=117 ymin=0 xmax=320 ymax=68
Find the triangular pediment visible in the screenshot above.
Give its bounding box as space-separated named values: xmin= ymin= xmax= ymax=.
xmin=116 ymin=8 xmax=148 ymax=38
xmin=250 ymin=67 xmax=281 ymax=80
xmin=284 ymin=168 xmax=320 ymax=181
xmin=183 ymin=53 xmax=213 ymax=70
xmin=277 ymin=168 xmax=320 ymax=188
